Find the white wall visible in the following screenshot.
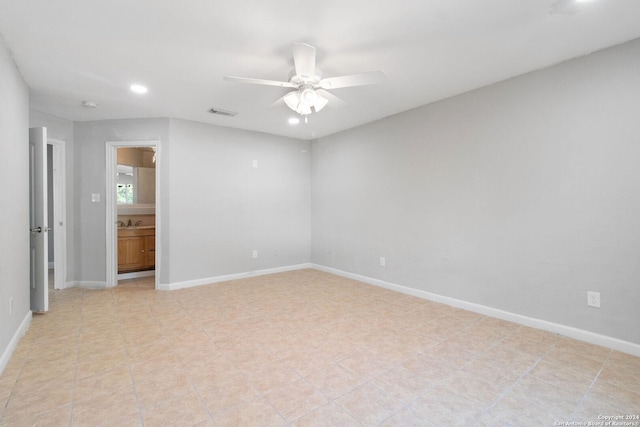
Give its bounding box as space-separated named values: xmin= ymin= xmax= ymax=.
xmin=166 ymin=119 xmax=311 ymax=285
xmin=71 ymin=118 xmax=310 ymax=287
xmin=311 ymin=39 xmax=640 ymax=345
xmin=0 ymin=39 xmax=30 ymax=368
xmin=73 ymin=118 xmax=170 ymax=284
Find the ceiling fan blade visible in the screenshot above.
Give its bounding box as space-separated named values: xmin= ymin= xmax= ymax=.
xmin=319 ymin=71 xmax=386 ymax=90
xmin=292 ymin=43 xmax=316 ymax=80
xmin=224 ymin=76 xmax=296 ymax=88
xmin=270 ymin=96 xmax=286 ymax=109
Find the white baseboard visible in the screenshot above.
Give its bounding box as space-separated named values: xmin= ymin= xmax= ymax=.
xmin=159 ymin=263 xmax=313 ymax=291
xmin=0 ymin=310 xmax=32 ymax=377
xmin=311 ymin=264 xmax=640 ymax=357
xmin=67 ymin=281 xmax=108 ymax=289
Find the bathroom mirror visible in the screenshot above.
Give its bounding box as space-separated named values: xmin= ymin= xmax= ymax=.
xmin=117 ymin=164 xmax=156 ymax=205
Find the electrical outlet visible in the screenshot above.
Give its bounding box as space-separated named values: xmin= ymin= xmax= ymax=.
xmin=252 ymin=160 xmax=258 ymax=168
xmin=252 ymin=250 xmax=258 ymax=259
xmin=587 ymin=291 xmax=600 ymax=308
xmin=380 ymin=257 xmax=386 ymax=267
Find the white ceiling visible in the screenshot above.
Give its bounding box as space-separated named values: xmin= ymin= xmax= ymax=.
xmin=1 ymin=0 xmax=640 ymax=140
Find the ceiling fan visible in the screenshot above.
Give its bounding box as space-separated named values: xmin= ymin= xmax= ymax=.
xmin=224 ymin=43 xmax=386 ymax=116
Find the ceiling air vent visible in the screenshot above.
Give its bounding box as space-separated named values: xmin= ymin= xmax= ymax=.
xmin=208 ymin=107 xmax=238 ymax=117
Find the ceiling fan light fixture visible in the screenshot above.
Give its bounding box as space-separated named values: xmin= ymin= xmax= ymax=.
xmin=300 ymin=88 xmax=318 ymax=106
xmin=313 ymin=95 xmax=328 ymax=112
xmin=284 ymin=90 xmax=315 ymax=115
xmin=284 ymin=91 xmax=300 ymax=111
xmin=299 ymin=104 xmax=312 ymax=116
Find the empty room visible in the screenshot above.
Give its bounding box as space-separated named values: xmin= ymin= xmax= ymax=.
xmin=1 ymin=0 xmax=639 ymax=426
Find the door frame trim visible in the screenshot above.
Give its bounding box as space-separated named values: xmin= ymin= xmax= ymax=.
xmin=105 ymin=140 xmax=161 ymax=289
xmin=48 ymin=138 xmax=67 ymax=290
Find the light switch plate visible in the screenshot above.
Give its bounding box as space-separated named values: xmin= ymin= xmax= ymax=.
xmin=91 ymin=193 xmax=100 ymax=203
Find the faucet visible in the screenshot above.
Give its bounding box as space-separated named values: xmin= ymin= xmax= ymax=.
xmin=127 ymin=219 xmax=132 ymax=227
xmin=117 ymin=221 xmax=125 ymax=227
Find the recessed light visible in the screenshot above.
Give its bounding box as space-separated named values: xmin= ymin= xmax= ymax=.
xmin=288 ymin=117 xmax=300 ymax=125
xmin=130 ymin=84 xmax=148 ymax=94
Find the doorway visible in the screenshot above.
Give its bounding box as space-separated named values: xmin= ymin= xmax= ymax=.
xmin=105 ymin=140 xmax=161 ymax=289
xmin=29 ymin=127 xmax=67 ymax=313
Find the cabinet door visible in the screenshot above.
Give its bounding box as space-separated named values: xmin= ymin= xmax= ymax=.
xmin=118 ymin=237 xmax=146 ymax=272
xmin=145 ymin=236 xmax=155 ymax=268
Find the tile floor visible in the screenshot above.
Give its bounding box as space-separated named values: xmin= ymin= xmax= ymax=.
xmin=1 ymin=269 xmax=639 ymax=426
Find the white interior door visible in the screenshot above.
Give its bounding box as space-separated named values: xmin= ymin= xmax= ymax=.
xmin=29 ymin=127 xmax=49 ymax=312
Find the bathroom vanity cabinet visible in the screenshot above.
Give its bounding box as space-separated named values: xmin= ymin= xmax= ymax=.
xmin=117 ymin=227 xmax=155 ymax=273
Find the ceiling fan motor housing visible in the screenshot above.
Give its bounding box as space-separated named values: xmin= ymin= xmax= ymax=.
xmin=288 ymin=69 xmax=323 ymax=87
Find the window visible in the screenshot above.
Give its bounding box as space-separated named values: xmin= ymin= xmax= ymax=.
xmin=117 ymin=183 xmax=134 ymax=204
xmin=117 ymin=164 xmax=135 ymax=204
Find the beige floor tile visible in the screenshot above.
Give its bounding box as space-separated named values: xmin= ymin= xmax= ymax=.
xmin=125 ymin=339 xmax=174 ymax=364
xmin=597 ymin=363 xmax=640 ymax=394
xmin=498 ymin=334 xmax=556 ymax=358
xmin=421 ymin=341 xmax=477 ymax=369
xmin=70 ymin=389 xmax=140 ymax=427
xmin=507 ymin=375 xmax=583 ymax=415
xmin=488 ymin=394 xmax=571 ymax=426
xmin=370 ymin=364 xmax=433 ymax=404
xmin=242 ymin=358 xmax=301 ymax=394
xmin=475 ymin=317 xmax=520 ymax=336
xmin=141 ymin=391 xmax=211 ymax=427
xmin=410 ymin=387 xmax=485 ymax=426
xmin=443 ymin=330 xmax=503 ymax=355
xmin=528 ymin=357 xmax=595 ymax=394
xmin=129 ymin=352 xmax=183 ymax=378
xmin=212 ymin=397 xmax=286 ymax=426
xmin=290 ymin=401 xmax=360 ymax=427
xmin=462 ymin=351 xmax=533 ymax=390
xmin=185 ymin=359 xmax=241 ymax=391
xmin=13 ymin=361 xmax=76 ymax=392
xmin=437 ymin=370 xmax=504 ymax=409
xmin=553 ymin=337 xmax=611 ymax=362
xmin=305 ymin=363 xmax=366 ymax=399
xmin=264 ymin=377 xmax=328 ymax=422
xmin=336 ymin=382 xmax=404 ymax=426
xmin=279 ymin=349 xmax=335 ymax=378
xmin=4 ymin=271 xmax=639 ymax=427
xmin=75 ymin=365 xmax=134 ymax=402
xmin=576 ymin=378 xmax=640 ymax=415
xmin=379 ymin=406 xmax=435 ymax=427
xmin=515 ymin=326 xmax=561 ymax=345
xmin=0 ymin=403 xmax=71 ymax=427
xmin=4 ymin=378 xmax=74 ymax=417
xmin=608 ymin=350 xmax=640 ymax=371
xmin=133 ymin=370 xmax=194 ymax=408
xmin=198 ymin=372 xmax=260 ymax=413
xmin=225 ymin=346 xmax=280 ymax=372
xmin=76 ymin=349 xmax=129 ymax=379
xmin=338 ymin=350 xmax=387 ymax=382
